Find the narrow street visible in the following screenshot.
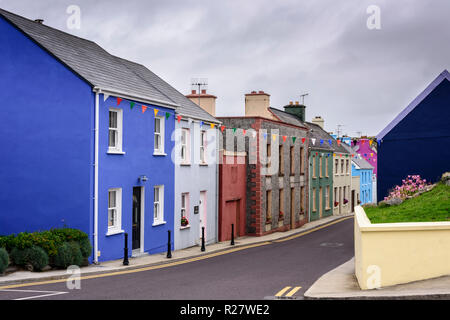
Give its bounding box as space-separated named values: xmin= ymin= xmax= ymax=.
xmin=0 ymin=218 xmax=354 ymax=300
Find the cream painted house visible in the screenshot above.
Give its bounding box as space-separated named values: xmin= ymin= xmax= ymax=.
xmin=332 ymin=149 xmax=352 ymax=215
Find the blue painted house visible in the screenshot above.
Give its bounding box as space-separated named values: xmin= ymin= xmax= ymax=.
xmin=341 ymin=143 xmax=374 ymax=205
xmin=0 ymin=9 xmax=191 ymax=262
xmin=377 ymin=70 xmax=450 ymax=201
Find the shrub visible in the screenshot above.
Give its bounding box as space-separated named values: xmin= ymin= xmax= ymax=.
xmin=54 ymin=242 xmax=83 ymax=269
xmin=385 ymin=175 xmax=429 ymax=201
xmin=0 ymin=248 xmax=9 ymax=274
xmin=79 ymin=237 xmax=92 ymax=259
xmin=26 ymin=246 xmax=49 ymax=271
xmin=10 ymin=247 xmax=28 ymax=266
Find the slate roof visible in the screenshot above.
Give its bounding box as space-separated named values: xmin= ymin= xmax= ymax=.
xmin=0 ymin=8 xmax=219 ymax=123
xmin=341 ymin=143 xmax=373 ymax=170
xmin=304 ymin=122 xmax=350 ymax=154
xmin=269 ymin=108 xmax=307 ymax=129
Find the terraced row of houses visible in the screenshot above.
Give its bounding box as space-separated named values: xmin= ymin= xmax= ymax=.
xmin=0 ymin=8 xmax=375 ymax=263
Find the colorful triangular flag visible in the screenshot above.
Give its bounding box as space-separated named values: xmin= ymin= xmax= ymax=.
xmin=210 ymin=123 xmax=215 ymax=129
xmin=282 ymin=136 xmax=287 ymax=142
xmin=103 ymin=94 xmax=110 ymax=102
xmin=292 ymin=137 xmax=297 ymax=144
xmin=220 ymin=126 xmax=226 ymax=132
xmin=177 ymin=115 xmax=181 ymax=123
xmin=165 ymin=112 xmax=170 ymax=120
xmin=117 ymin=98 xmax=122 ymax=106
xmin=142 ymin=105 xmax=147 ymax=113
xmin=154 ymin=109 xmax=159 ymax=117
xmin=311 ymin=138 xmax=316 ymax=145
xmin=130 ymin=102 xmax=135 ymax=109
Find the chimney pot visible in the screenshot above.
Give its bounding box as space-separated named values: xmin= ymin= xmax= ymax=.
xmin=295 ymin=101 xmax=299 ymax=105
xmin=289 ymin=101 xmax=293 ymax=105
xmin=201 ymin=89 xmax=206 ymax=94
xmin=34 ymin=19 xmax=44 ymax=24
xmin=258 ymin=90 xmax=264 ymax=94
xmin=251 ymin=91 xmax=257 ymax=94
xmin=191 ymin=90 xmax=196 ymax=94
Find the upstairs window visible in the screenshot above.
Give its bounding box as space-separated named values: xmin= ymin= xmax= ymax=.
xmin=153 ymin=185 xmax=164 ymax=225
xmin=200 ymin=130 xmax=207 ymax=164
xmin=108 ymin=109 xmax=123 ymax=152
xmin=181 ymin=129 xmax=190 ymax=164
xmin=154 ymin=116 xmax=165 ymax=154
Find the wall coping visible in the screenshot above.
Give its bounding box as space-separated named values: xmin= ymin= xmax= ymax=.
xmin=355 ymin=206 xmax=450 ymax=232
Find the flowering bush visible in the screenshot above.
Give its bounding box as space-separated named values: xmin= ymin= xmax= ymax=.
xmin=181 ymin=216 xmax=189 ymax=227
xmin=343 ymin=199 xmax=349 ymax=205
xmin=334 ymin=201 xmax=339 ymax=207
xmin=385 ymin=175 xmax=429 ymax=201
xmin=279 ymin=211 xmax=284 ymax=220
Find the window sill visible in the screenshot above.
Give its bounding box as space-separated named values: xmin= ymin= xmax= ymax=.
xmin=153 ymin=151 xmax=167 ymax=156
xmin=199 ymin=163 xmax=208 ymax=166
xmin=107 ymin=150 xmax=126 ymax=155
xmin=106 ymin=229 xmax=124 ymax=236
xmin=180 ymin=225 xmax=191 ymax=230
xmin=152 ymin=221 xmax=167 ymax=227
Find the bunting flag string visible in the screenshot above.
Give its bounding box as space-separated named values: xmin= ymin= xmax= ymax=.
xmin=130 ymin=101 xmax=135 ymax=109
xmin=117 ymin=98 xmax=122 ymax=106
xmin=292 ymin=137 xmax=297 ymax=144
xmin=142 ymin=105 xmax=147 ymax=113
xmin=311 ymin=138 xmax=316 ymax=145
xmin=165 ymin=112 xmax=170 ymax=120
xmin=154 ymin=109 xmax=159 ymax=117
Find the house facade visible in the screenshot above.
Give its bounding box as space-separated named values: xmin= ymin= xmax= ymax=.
xmin=218 ymin=94 xmax=310 ymax=236
xmin=304 ymin=120 xmax=335 ymax=221
xmin=0 ymin=9 xmax=204 ymax=262
xmin=331 ymin=143 xmax=352 ymax=215
xmin=352 ymin=138 xmax=377 ymax=177
xmin=377 ymin=70 xmax=450 ymax=201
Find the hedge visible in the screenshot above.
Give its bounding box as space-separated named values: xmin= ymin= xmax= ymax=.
xmin=0 ymin=248 xmax=8 ymax=274
xmin=0 ymin=228 xmax=91 ymax=270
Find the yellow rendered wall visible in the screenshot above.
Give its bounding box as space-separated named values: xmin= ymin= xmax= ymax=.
xmin=354 ymin=206 xmax=450 ymax=289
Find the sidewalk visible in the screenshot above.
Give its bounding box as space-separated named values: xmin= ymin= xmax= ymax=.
xmin=304 ymin=258 xmax=450 ymax=300
xmin=0 ymin=214 xmax=353 ymax=287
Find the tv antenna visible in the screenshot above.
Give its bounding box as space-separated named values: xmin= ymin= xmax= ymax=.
xmin=191 ymin=78 xmax=208 ymax=107
xmin=336 ymin=124 xmax=345 ymax=138
xmin=299 ymin=93 xmax=309 ymax=105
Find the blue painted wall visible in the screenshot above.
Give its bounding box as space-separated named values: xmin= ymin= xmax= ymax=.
xmin=377 ymin=79 xmax=450 ymax=201
xmin=0 ymin=16 xmax=93 ymax=237
xmin=351 ymin=164 xmax=373 ymax=204
xmin=97 ymin=96 xmax=175 ymax=262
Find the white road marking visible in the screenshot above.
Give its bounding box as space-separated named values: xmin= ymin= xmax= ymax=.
xmin=0 ymin=289 xmax=68 ymax=300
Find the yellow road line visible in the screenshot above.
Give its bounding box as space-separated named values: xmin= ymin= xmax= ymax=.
xmin=0 ymin=241 xmax=272 ymax=290
xmin=0 ymin=216 xmax=353 ymax=290
xmin=275 ymin=286 xmax=292 ymax=297
xmin=273 ymin=216 xmax=353 ymax=243
xmin=285 ymin=286 xmax=302 ymax=297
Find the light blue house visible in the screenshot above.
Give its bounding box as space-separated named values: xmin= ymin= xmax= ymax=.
xmin=351 ymin=156 xmax=374 ymax=205
xmin=0 ymin=9 xmax=188 ymax=262
xmin=341 ymin=143 xmax=374 ymax=205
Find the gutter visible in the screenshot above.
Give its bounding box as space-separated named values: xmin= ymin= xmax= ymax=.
xmin=98 ymin=87 xmax=180 ymax=110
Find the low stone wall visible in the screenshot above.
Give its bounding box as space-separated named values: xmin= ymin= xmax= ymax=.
xmin=354 ymin=206 xmax=450 ymax=289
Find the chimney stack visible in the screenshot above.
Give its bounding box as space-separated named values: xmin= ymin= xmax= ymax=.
xmin=312 ymin=116 xmax=325 ymax=129
xmin=244 ymin=90 xmax=275 ymax=119
xmin=283 ymin=100 xmax=306 ymax=122
xmin=186 ymin=89 xmax=217 ymax=116
xmin=34 ymin=19 xmax=44 ymax=24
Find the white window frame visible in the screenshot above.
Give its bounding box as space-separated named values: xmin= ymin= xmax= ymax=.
xmin=181 ymin=128 xmax=191 ymax=164
xmin=154 ymin=116 xmax=165 ymax=155
xmin=181 ymin=193 xmax=190 ymax=227
xmin=107 ymin=188 xmax=123 ymax=235
xmin=325 ymin=186 xmax=330 ymax=210
xmin=108 ymin=108 xmax=123 ymax=153
xmin=153 ymin=185 xmax=165 ymax=226
xmin=200 ymin=130 xmax=207 ymax=164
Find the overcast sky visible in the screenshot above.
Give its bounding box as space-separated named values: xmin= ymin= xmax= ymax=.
xmin=1 ymin=0 xmax=449 ymax=136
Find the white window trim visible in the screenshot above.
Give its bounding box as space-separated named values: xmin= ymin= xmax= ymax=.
xmin=108 ymin=108 xmax=123 ymax=153
xmin=200 ymin=130 xmax=207 ymax=165
xmin=180 ymin=192 xmax=190 ymax=229
xmin=107 ymin=188 xmax=124 ymax=235
xmin=153 ymin=185 xmax=166 ymax=226
xmin=180 ymin=128 xmax=191 ymax=165
xmin=154 ymin=116 xmax=166 ymax=155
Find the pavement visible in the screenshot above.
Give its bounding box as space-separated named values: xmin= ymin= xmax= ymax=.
xmin=304 ymin=258 xmax=450 ymax=300
xmin=0 ymin=213 xmax=353 ymax=287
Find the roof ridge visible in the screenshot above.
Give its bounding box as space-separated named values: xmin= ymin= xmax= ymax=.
xmin=0 ymin=7 xmax=98 ymax=45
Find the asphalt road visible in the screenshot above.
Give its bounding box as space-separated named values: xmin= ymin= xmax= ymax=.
xmin=0 ymin=217 xmax=354 ymax=300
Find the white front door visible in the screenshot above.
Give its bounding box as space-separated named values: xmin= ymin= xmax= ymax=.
xmin=199 ymin=191 xmax=207 ymax=239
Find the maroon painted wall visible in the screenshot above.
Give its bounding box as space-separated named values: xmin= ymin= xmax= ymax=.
xmin=219 ymin=152 xmax=247 ymax=241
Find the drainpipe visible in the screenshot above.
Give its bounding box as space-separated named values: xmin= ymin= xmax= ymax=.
xmin=93 ymin=88 xmax=100 ymax=264
xmin=215 ymin=127 xmax=219 ymax=243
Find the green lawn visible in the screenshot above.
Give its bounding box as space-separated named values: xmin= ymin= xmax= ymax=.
xmin=364 ymin=182 xmax=450 ymax=223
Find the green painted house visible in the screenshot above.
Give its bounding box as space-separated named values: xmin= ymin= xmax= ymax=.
xmin=305 ymin=120 xmax=342 ymax=221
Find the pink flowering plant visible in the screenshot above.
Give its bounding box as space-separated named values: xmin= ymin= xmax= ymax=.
xmin=385 ymin=175 xmax=429 ymax=201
